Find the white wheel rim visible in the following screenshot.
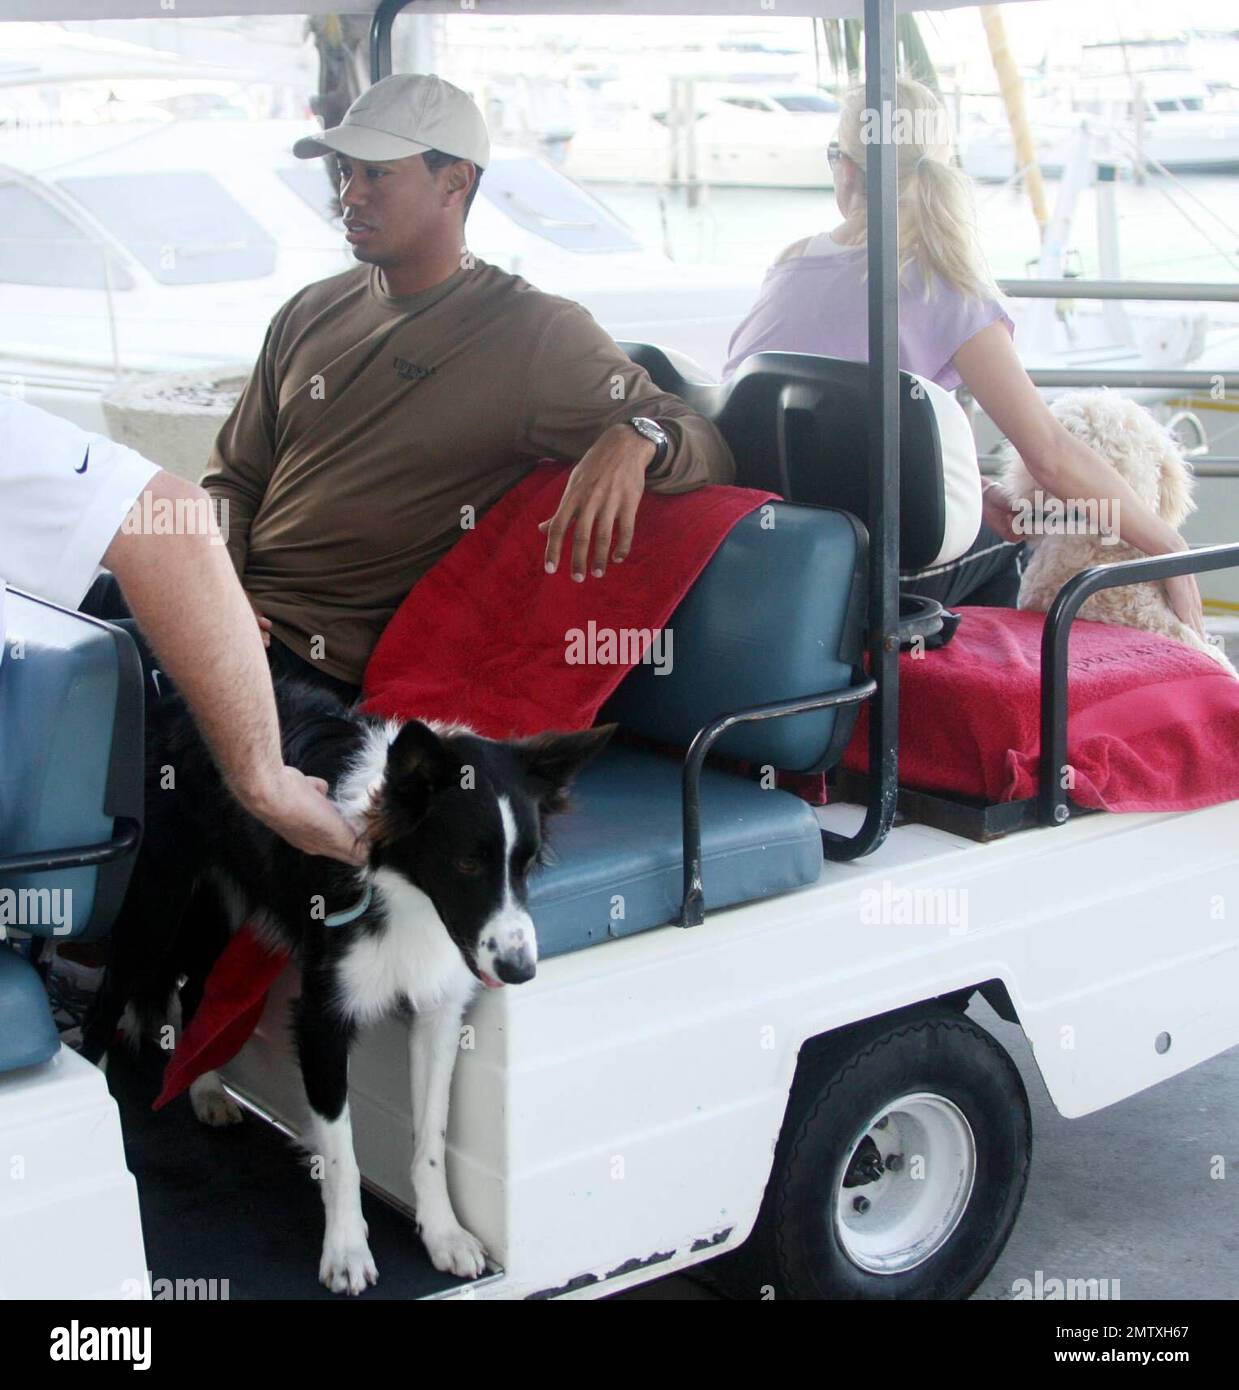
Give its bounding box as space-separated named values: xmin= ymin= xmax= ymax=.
xmin=833 ymin=1091 xmax=976 ymax=1275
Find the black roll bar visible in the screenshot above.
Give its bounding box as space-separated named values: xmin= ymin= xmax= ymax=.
xmin=371 ymin=0 xmax=408 ymax=82
xmin=1039 ymin=541 xmax=1239 ymax=826
xmin=0 ymin=819 xmax=141 ymax=876
xmin=679 ymin=681 xmax=878 ymax=927
xmin=823 ymin=0 xmax=901 ymax=864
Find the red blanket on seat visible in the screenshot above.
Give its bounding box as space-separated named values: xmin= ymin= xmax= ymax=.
xmin=362 ymin=463 xmax=776 ymax=734
xmin=153 ymin=464 xmax=774 ymax=1109
xmin=842 ymin=606 xmax=1239 ymax=811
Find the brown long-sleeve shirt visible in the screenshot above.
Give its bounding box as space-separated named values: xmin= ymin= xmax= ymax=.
xmin=201 ymin=259 xmax=734 ymax=685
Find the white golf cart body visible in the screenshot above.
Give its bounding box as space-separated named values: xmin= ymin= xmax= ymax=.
xmin=8 ymin=780 xmax=1236 ymax=1300
xmin=222 ymin=797 xmax=1239 ymax=1299
xmin=1 ymin=0 xmax=1237 ymax=1303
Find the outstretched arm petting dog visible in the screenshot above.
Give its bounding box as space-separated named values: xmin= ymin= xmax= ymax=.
xmin=956 ymin=322 xmax=1206 ymax=639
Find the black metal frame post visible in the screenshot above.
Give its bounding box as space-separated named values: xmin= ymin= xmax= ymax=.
xmin=370 ymin=0 xmax=411 ymax=82
xmin=822 ymin=0 xmax=900 ymax=862
xmin=1040 ymin=541 xmax=1239 ymax=826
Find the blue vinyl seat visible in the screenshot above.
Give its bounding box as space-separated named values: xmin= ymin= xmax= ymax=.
xmin=529 ymin=501 xmax=866 ymax=958
xmin=529 ymin=745 xmax=827 ymax=959
xmin=0 ymin=588 xmax=143 ymax=1073
xmin=526 ymin=341 xmax=979 ymax=958
xmin=0 ymin=946 xmax=60 ymax=1072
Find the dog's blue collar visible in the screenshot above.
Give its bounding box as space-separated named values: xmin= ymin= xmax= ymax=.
xmin=324 ymin=882 xmax=373 ymax=928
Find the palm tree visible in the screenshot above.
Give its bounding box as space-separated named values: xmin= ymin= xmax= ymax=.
xmin=817 ymin=14 xmax=940 ymax=94
xmin=306 ymin=14 xmax=370 ymax=215
xmin=307 ymin=13 xmax=370 ymax=130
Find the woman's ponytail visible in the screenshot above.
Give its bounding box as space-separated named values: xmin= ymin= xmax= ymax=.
xmin=837 ymin=77 xmax=1000 ymax=304
xmin=908 ymin=148 xmax=999 ymax=302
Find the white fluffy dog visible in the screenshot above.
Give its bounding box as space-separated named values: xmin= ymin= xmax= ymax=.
xmin=1001 ymin=389 xmax=1235 ymax=675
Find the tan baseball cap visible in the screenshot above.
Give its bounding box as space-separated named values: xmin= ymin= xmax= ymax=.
xmin=293 ymin=73 xmax=490 ymax=169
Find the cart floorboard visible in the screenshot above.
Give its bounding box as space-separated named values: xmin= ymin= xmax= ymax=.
xmin=106 ymin=1044 xmax=471 ymax=1301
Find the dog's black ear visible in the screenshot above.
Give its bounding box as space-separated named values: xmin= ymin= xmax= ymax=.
xmin=518 ymin=724 xmax=616 ymax=814
xmin=385 ymin=720 xmax=455 ymax=803
xmin=368 ymin=721 xmax=457 ymax=847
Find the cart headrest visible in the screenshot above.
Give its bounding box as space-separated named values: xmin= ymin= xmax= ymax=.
xmin=619 ymin=344 xmax=982 ymax=573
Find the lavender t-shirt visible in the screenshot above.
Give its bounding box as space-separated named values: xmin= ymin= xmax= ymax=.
xmin=722 ymin=232 xmax=1013 ymax=391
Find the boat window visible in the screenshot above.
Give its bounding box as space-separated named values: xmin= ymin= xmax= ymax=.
xmin=774 ymin=94 xmax=840 ymax=113
xmin=718 ymin=97 xmax=772 ymax=113
xmin=650 ymin=108 xmax=709 ymax=128
xmin=0 ymin=179 xmax=134 ymax=289
xmin=479 ymin=158 xmax=640 ymax=253
xmin=55 ymin=172 xmax=277 ymax=284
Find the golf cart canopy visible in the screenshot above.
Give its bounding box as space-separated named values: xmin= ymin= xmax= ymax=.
xmin=6 ymin=2 xmax=1029 ymax=21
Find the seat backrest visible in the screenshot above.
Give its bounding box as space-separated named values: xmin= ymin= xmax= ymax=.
xmin=599 ymin=501 xmax=866 ymax=773
xmin=619 ymin=342 xmax=981 ymax=573
xmin=0 ymin=589 xmax=143 ymax=941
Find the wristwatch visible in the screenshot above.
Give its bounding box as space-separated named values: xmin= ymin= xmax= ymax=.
xmin=628 ymin=416 xmax=670 ymax=473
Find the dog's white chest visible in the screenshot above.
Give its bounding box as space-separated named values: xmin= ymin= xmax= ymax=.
xmin=336 ymin=870 xmax=475 ymax=1022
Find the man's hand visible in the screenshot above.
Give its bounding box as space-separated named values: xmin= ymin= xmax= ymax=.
xmin=538 ymin=423 xmax=654 ymax=581
xmin=247 ymin=592 xmax=273 ymax=649
xmin=238 ymin=766 xmax=368 ymax=865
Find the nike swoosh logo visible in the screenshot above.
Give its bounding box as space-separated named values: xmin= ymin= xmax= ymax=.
xmin=75 ymin=448 xmax=89 ymax=474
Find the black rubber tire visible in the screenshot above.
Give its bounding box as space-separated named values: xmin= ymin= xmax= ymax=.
xmin=711 ymin=1004 xmax=1031 ymax=1300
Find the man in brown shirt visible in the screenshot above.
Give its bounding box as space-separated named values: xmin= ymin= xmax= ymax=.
xmin=202 ymin=73 xmax=734 ymax=694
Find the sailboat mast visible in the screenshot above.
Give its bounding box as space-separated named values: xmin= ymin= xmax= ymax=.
xmin=979 ymin=4 xmax=1048 ymax=235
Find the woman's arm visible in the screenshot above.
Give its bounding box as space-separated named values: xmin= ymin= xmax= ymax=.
xmin=953 ymin=322 xmax=1205 ymax=635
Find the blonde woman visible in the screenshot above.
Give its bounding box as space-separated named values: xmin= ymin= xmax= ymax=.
xmin=724 ymin=78 xmax=1204 ymax=629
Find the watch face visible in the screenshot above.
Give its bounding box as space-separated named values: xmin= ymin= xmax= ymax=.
xmin=631 ymin=417 xmax=667 ymax=445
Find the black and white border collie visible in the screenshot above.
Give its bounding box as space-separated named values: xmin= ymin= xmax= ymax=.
xmin=83 ymin=680 xmax=612 ymax=1294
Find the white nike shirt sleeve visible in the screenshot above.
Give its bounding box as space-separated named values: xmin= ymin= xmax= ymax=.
xmin=0 ymin=397 xmax=159 ymax=610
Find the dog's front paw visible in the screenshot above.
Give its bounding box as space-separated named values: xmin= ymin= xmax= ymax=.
xmin=189 ymin=1072 xmax=243 ymax=1127
xmin=319 ymin=1235 xmax=379 ymax=1295
xmin=421 ymin=1222 xmax=487 ymax=1279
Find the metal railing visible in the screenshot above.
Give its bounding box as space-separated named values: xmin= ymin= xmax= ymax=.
xmin=973 ymin=277 xmax=1239 ymax=477
xmin=1184 ymin=460 xmax=1239 ymax=476
xmin=981 ymin=456 xmax=1239 ymax=477
xmin=997 ymin=278 xmax=1239 ymax=303
xmin=992 ymin=277 xmax=1239 ymax=394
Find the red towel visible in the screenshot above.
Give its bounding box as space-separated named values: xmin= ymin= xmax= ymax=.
xmin=152 ymin=464 xmax=774 ymax=1109
xmin=843 ymin=606 xmax=1239 ymax=811
xmin=362 ymin=463 xmax=776 ymax=735
xmin=152 ymin=924 xmax=288 ymax=1111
